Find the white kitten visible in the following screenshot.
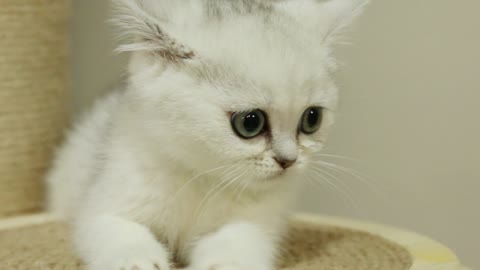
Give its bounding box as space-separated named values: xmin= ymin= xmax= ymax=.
xmin=47 ymin=1 xmax=368 ymax=270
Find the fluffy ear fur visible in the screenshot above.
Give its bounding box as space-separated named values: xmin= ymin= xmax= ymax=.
xmin=111 ymin=0 xmax=195 ymax=62
xmin=276 ymin=0 xmax=369 ymax=45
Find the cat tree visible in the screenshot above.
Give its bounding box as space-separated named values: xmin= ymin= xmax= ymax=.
xmin=0 ymin=1 xmax=468 ymax=269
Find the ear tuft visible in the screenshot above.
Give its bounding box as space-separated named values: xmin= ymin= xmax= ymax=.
xmin=320 ymin=0 xmax=370 ymax=43
xmin=276 ymin=0 xmax=369 ymax=45
xmin=111 ymin=0 xmax=195 ymax=62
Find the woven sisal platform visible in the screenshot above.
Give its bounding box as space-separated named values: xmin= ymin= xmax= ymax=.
xmin=0 ymin=217 xmax=412 ymax=270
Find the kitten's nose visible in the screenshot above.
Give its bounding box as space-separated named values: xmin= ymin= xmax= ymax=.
xmin=274 ymin=157 xmax=296 ymax=169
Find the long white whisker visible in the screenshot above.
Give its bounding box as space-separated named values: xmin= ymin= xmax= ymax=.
xmin=194 ymin=166 xmax=245 ymax=219
xmin=307 ymin=168 xmax=358 ymax=210
xmin=234 ymin=175 xmax=251 ymax=202
xmin=196 ymin=170 xmax=247 ymax=220
xmin=311 ymin=159 xmax=383 ymax=197
xmin=310 ymin=164 xmax=351 ymax=191
xmin=312 ymin=153 xmax=359 ymax=161
xmin=210 ymin=170 xmax=247 ymax=204
xmin=305 ymin=173 xmax=336 ymax=194
xmin=168 ymin=164 xmax=235 ymax=205
xmin=304 ymin=173 xmax=356 ymax=209
xmin=312 ymin=160 xmax=367 ymax=181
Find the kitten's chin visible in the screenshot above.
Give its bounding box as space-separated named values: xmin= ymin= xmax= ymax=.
xmin=252 ymin=169 xmax=298 ymax=188
xmin=265 ymin=170 xmax=288 ymax=180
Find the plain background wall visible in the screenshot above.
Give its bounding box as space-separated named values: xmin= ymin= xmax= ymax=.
xmin=72 ymin=1 xmax=479 ymax=268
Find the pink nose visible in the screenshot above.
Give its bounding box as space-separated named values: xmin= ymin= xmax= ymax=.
xmin=274 ymin=157 xmax=296 ymax=169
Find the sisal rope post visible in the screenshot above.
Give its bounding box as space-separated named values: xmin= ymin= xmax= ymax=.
xmin=0 ymin=0 xmax=70 ymax=217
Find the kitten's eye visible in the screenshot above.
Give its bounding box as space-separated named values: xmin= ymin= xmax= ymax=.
xmin=300 ymin=107 xmax=323 ymax=134
xmin=231 ymin=110 xmax=266 ymax=139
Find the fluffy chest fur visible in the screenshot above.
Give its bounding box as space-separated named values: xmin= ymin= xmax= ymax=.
xmin=93 ymin=147 xmax=295 ymax=258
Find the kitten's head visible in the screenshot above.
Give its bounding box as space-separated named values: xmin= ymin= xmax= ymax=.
xmin=114 ymin=0 xmax=368 ymax=189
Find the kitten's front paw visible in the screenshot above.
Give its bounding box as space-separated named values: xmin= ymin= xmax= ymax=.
xmin=91 ymin=257 xmax=170 ymax=270
xmin=192 ymin=263 xmax=239 ymax=270
xmin=112 ymin=257 xmax=168 ymax=270
xmin=88 ymin=245 xmax=170 ymax=270
xmin=186 ymin=262 xmax=271 ymax=270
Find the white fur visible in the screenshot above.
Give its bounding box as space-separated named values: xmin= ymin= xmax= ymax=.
xmin=47 ymin=1 xmax=368 ymax=269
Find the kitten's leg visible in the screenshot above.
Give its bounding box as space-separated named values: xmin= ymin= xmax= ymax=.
xmin=74 ymin=215 xmax=171 ymax=270
xmin=187 ymin=222 xmax=277 ymax=270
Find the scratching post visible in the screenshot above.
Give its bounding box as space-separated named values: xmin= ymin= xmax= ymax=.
xmin=0 ymin=0 xmax=69 ymax=217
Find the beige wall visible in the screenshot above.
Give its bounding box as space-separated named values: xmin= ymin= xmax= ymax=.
xmin=72 ymin=1 xmax=479 ymax=268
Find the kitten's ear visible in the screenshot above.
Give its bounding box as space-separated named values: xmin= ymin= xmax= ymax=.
xmin=111 ymin=0 xmax=195 ymax=62
xmin=276 ymin=0 xmax=369 ymax=45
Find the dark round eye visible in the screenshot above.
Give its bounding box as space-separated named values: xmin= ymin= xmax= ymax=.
xmin=231 ymin=110 xmax=266 ymax=139
xmin=300 ymin=107 xmax=323 ymax=134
